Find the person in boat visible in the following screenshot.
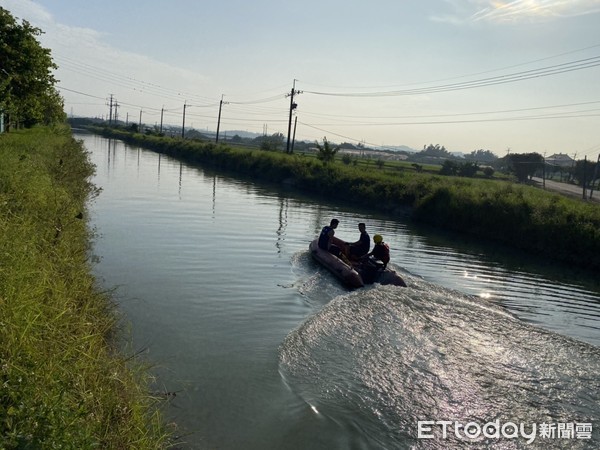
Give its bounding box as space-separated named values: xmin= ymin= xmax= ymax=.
xmin=364 ymin=234 xmax=390 ymax=269
xmin=348 ymin=222 xmax=370 ymax=260
xmin=318 ymin=219 xmax=345 ymax=257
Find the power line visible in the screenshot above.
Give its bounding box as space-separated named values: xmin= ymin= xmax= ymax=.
xmin=54 ymin=53 xmax=290 ymax=107
xmin=298 ymin=122 xmax=386 ymax=150
xmin=227 ymin=93 xmax=288 ymax=105
xmin=57 ymin=85 xmax=105 ymax=100
xmin=299 ymin=100 xmax=600 ymax=121
xmin=298 ymin=121 xmax=600 ymax=158
xmin=300 ymin=111 xmax=600 ymax=127
xmin=55 ymin=54 xmax=218 ymax=105
xmin=300 ymin=43 xmax=600 ymax=91
xmin=302 ymin=55 xmax=600 ymax=98
xmin=54 ymin=45 xmax=600 ymax=156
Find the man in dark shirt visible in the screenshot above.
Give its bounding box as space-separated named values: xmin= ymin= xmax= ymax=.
xmin=318 ymin=218 xmax=342 ymax=255
xmin=348 ymin=222 xmax=370 ymax=259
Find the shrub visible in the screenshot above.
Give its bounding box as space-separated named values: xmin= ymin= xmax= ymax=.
xmin=459 ymin=162 xmax=479 ymax=177
xmin=440 ymin=160 xmax=459 ymax=175
xmin=482 ymin=166 xmax=495 ymax=177
xmin=316 ymin=137 xmax=339 ymax=164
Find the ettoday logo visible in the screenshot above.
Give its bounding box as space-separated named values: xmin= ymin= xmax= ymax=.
xmin=417 ymin=420 xmax=593 ymax=444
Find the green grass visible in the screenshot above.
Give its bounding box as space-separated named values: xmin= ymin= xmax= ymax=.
xmin=412 ymin=179 xmax=600 ymax=265
xmin=0 ymin=126 xmax=169 ymax=449
xmin=93 ymin=127 xmax=600 ymax=271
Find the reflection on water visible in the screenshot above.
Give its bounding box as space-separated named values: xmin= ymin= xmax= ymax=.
xmin=280 ymin=280 xmax=600 ymax=449
xmin=81 ymin=132 xmax=600 ymax=449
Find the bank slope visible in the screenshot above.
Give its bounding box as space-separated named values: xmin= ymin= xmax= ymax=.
xmin=0 ymin=127 xmax=168 ymax=449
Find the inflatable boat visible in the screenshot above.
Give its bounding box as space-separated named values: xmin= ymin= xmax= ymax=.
xmin=309 ymin=239 xmax=407 ymax=288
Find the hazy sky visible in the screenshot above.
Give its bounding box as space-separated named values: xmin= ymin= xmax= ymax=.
xmin=4 ymin=0 xmax=600 ymax=156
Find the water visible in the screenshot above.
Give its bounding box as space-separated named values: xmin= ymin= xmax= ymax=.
xmin=80 ymin=132 xmax=600 ymax=449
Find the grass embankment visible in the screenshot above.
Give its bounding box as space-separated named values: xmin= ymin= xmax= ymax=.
xmin=0 ymin=127 xmax=168 ymax=448
xmin=96 ymin=127 xmax=600 ymax=271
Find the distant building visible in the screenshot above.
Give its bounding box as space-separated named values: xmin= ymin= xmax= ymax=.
xmin=546 ymin=153 xmax=574 ymax=167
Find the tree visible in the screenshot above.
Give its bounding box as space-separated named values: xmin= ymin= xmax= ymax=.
xmin=258 ymin=132 xmax=284 ymax=151
xmin=508 ymin=153 xmax=544 ymax=183
xmin=0 ymin=7 xmax=65 ymax=130
xmin=440 ymin=160 xmax=480 ymax=177
xmin=440 ymin=160 xmax=459 ymax=175
xmin=458 ymin=161 xmax=479 ymax=177
xmin=573 ymin=159 xmax=598 ymax=187
xmin=418 ymin=144 xmax=451 ymax=158
xmin=316 ymin=137 xmax=339 ymax=164
xmin=467 ymin=149 xmax=497 ymax=163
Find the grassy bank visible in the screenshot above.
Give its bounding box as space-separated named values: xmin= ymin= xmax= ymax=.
xmin=94 ymin=127 xmax=600 ymax=271
xmin=0 ymin=127 xmax=168 ymax=448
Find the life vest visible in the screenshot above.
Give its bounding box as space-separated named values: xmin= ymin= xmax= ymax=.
xmin=372 ymin=242 xmax=390 ymax=264
xmin=318 ymin=226 xmax=333 ymax=250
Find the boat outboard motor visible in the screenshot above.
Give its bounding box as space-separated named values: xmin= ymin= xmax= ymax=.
xmin=359 ymin=257 xmax=385 ymax=283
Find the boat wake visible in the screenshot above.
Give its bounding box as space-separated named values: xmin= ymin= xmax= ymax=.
xmin=279 ymin=274 xmax=600 ymax=449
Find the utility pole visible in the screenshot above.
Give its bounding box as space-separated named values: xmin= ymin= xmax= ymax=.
xmin=291 ymin=116 xmax=298 ymax=153
xmin=286 ymin=79 xmax=301 ymax=153
xmin=582 ymin=156 xmax=588 ymax=200
xmin=589 ymin=154 xmax=600 ymax=199
xmin=182 ymin=101 xmax=187 ymax=139
xmin=108 ymin=94 xmax=114 ymax=125
xmin=160 ymin=107 xmax=164 ymax=134
xmin=542 ymin=152 xmax=546 ymax=189
xmin=113 ymin=101 xmax=119 ymax=124
xmin=216 ymin=95 xmax=228 ymax=144
xmin=139 ymin=109 xmax=142 ymax=132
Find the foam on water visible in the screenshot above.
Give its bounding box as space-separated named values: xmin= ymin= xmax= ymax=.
xmin=280 ymin=275 xmax=600 ymax=449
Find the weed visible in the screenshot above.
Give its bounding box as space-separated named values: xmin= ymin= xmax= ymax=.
xmin=0 ymin=126 xmax=170 ymax=449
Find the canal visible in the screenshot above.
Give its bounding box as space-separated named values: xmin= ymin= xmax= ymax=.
xmin=82 ymin=132 xmax=600 ymax=449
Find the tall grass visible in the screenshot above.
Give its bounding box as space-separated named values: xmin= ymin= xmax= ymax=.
xmin=94 ymin=127 xmax=600 ymax=271
xmin=413 ymin=180 xmax=600 ymax=268
xmin=0 ymin=127 xmax=169 ymax=448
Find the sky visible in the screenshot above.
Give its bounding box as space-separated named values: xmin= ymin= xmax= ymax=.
xmin=3 ymin=0 xmax=600 ymax=157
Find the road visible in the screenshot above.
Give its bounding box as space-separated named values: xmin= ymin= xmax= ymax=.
xmin=531 ymin=177 xmax=599 ymax=203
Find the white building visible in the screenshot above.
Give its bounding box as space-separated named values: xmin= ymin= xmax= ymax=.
xmin=546 ymin=153 xmax=574 ymax=167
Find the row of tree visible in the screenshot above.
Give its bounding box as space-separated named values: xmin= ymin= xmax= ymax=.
xmin=116 ymin=116 xmax=598 ymax=186
xmin=1 ymin=7 xmax=65 ymax=130
xmin=415 ymin=144 xmax=597 ymax=187
xmin=99 ymin=114 xmax=597 ymax=186
xmin=411 ymin=144 xmax=497 ymax=163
